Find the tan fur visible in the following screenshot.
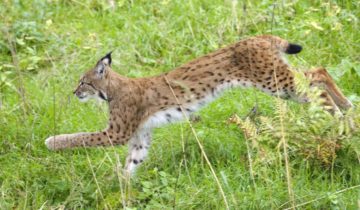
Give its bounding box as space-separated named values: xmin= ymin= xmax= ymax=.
xmin=45 ymin=35 xmax=352 ymax=173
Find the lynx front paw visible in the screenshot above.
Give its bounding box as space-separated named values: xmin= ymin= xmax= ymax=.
xmin=45 ymin=134 xmax=71 ymax=150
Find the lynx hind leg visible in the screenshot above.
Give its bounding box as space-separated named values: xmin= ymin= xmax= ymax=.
xmin=305 ymin=67 xmax=353 ymax=111
xmin=317 ymin=90 xmax=342 ymax=115
xmin=125 ymin=130 xmax=152 ymax=175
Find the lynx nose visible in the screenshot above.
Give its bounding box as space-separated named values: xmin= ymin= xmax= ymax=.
xmin=73 ymin=90 xmax=79 ymax=96
xmin=73 ymin=86 xmax=80 ymax=95
xmin=74 ymin=91 xmax=81 ymax=97
xmin=73 ymin=89 xmax=82 ymax=97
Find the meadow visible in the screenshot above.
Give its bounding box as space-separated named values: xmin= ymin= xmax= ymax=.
xmin=0 ymin=0 xmax=359 ymax=209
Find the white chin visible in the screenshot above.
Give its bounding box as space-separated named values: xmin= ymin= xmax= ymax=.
xmin=78 ymin=95 xmax=104 ymax=103
xmin=95 ymin=97 xmax=104 ymax=102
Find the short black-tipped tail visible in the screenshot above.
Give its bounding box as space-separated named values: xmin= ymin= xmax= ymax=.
xmin=285 ymin=43 xmax=302 ymax=54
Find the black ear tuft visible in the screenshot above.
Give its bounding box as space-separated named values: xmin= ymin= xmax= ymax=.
xmin=101 ymin=51 xmax=113 ymax=66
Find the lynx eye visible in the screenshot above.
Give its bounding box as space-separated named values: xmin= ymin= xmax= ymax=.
xmin=83 ymin=81 xmax=96 ymax=89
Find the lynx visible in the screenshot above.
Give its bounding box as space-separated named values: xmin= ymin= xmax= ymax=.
xmin=45 ymin=35 xmax=353 ymax=174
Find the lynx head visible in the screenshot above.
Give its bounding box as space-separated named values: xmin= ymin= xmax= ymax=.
xmin=73 ymin=52 xmax=112 ymax=102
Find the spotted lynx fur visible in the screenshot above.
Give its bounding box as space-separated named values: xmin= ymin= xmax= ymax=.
xmin=45 ymin=35 xmax=353 ymax=174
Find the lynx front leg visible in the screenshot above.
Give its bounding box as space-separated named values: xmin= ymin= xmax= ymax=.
xmin=125 ymin=129 xmax=152 ymax=174
xmin=45 ymin=130 xmax=127 ymax=150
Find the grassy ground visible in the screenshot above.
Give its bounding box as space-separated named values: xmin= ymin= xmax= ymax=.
xmin=1 ymin=0 xmax=360 ymax=209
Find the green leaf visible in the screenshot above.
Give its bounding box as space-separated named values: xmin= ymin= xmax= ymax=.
xmin=15 ymin=38 xmax=25 ymax=46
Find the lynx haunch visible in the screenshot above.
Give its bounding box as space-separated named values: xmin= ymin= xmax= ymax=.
xmin=45 ymin=35 xmax=353 ymax=174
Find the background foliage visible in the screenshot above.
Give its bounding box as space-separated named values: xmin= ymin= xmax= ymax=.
xmin=0 ymin=0 xmax=359 ymax=209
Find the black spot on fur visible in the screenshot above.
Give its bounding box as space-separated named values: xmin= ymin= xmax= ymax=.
xmin=166 ymin=113 xmax=172 ymax=122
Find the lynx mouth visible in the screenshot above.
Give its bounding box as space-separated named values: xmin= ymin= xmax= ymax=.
xmin=78 ymin=95 xmax=90 ymax=102
xmin=77 ymin=95 xmax=90 ymax=101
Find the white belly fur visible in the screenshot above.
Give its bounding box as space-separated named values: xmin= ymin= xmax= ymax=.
xmin=141 ymin=80 xmax=262 ymax=129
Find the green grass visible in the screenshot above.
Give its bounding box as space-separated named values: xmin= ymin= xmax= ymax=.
xmin=1 ymin=0 xmax=360 ymax=209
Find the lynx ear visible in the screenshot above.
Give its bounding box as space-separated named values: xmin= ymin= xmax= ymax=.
xmin=95 ymin=51 xmax=112 ymax=77
xmin=101 ymin=51 xmax=112 ymax=66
